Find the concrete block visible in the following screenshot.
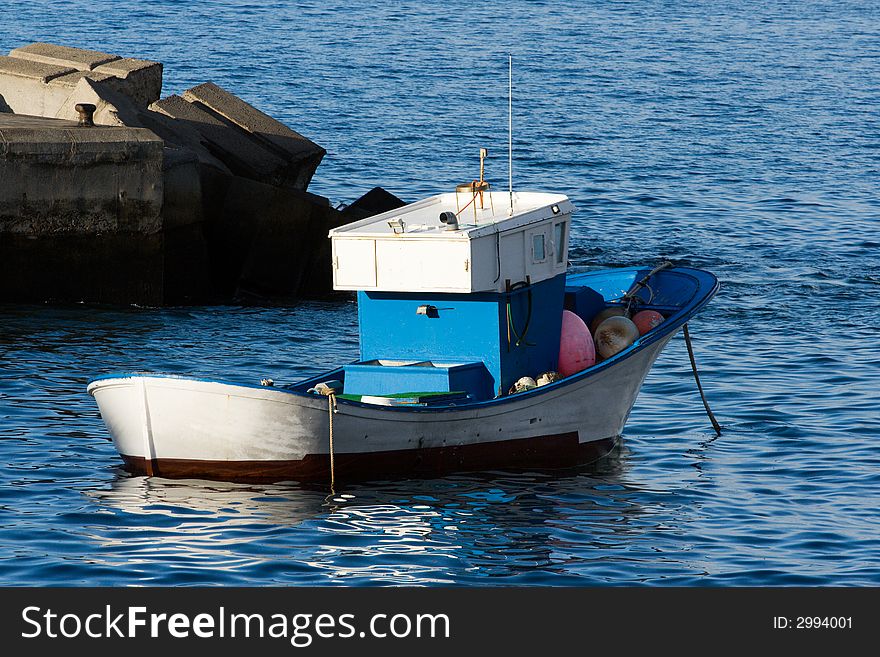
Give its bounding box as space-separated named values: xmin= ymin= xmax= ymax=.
xmin=0 ymin=112 xmax=76 ymax=130
xmin=9 ymin=42 xmax=119 ymax=71
xmin=297 ymin=202 xmax=347 ymax=298
xmin=93 ymin=58 xmax=162 ymax=107
xmin=0 ymin=57 xmax=122 ymax=119
xmin=0 ymin=76 xmax=69 ymax=117
xmin=0 ymin=231 xmax=164 ymax=305
xmin=0 ymin=113 xmax=164 ymax=236
xmin=199 ymin=173 xmax=339 ymax=298
xmin=44 ymin=73 xmax=132 ymax=126
xmin=182 ymin=82 xmax=324 ymax=160
xmin=152 ymin=94 xmax=291 ymax=182
xmin=94 ymin=57 xmax=160 ymax=78
xmin=134 ymin=106 xmax=231 ymax=174
xmin=49 ymin=70 xmax=115 ymax=88
xmin=161 ymin=147 xmax=203 ymax=230
xmin=161 ymin=148 xmax=213 ymax=302
xmin=0 ymin=48 xmax=160 ymax=119
xmin=0 ymin=43 xmax=342 ymax=304
xmin=0 ymin=56 xmax=75 ymax=116
xmin=234 ymin=185 xmax=314 ymax=298
xmin=182 ymin=82 xmax=324 ymax=190
xmin=0 ymin=55 xmax=75 ymax=82
xmin=162 ymin=221 xmax=213 ymax=304
xmin=50 ymin=70 xmax=159 ymax=124
xmin=0 ymin=113 xmax=166 ymax=304
xmin=341 ymin=186 xmax=406 ymax=220
xmin=53 ymin=76 xmax=141 ymax=126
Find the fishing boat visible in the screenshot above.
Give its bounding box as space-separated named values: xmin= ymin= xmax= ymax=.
xmin=88 ymin=180 xmax=718 ymax=483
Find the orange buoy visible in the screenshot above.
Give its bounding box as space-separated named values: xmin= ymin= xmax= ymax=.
xmin=589 ymin=306 xmax=628 ymax=334
xmin=594 ymin=315 xmax=640 ymax=359
xmin=632 ymin=310 xmax=665 ymax=335
xmin=558 ymin=310 xmax=596 ymax=376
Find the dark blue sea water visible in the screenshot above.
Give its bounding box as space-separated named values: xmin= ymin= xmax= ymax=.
xmin=2 ymin=0 xmax=879 ymax=586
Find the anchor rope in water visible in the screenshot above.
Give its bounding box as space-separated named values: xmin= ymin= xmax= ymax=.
xmin=617 ymin=261 xmax=721 ymax=435
xmin=683 ymin=323 xmax=722 ymax=436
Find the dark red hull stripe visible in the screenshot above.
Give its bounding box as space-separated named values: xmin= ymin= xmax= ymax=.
xmin=121 ymin=432 xmax=618 ymax=483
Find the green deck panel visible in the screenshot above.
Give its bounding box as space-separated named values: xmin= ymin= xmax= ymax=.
xmin=337 ymin=390 xmax=468 ymax=403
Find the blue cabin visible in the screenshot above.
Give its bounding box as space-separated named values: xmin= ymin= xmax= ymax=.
xmin=328 ymin=190 xmax=575 ymax=403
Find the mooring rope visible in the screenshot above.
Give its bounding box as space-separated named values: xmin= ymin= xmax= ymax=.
xmin=327 ymin=392 xmax=337 ymax=492
xmin=683 ymin=323 xmax=722 ymax=436
xmin=617 ymin=261 xmax=721 ymax=436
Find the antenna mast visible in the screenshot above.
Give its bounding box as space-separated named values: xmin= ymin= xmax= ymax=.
xmin=508 ymin=53 xmax=513 ymax=215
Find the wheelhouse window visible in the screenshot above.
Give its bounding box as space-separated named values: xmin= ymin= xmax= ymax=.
xmin=532 ymin=234 xmax=546 ymax=262
xmin=554 ymin=222 xmax=566 ymax=264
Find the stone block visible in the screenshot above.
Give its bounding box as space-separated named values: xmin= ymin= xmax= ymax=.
xmin=0 ymin=56 xmax=135 ymax=121
xmin=49 ymin=70 xmax=115 ymax=88
xmin=0 ymin=231 xmax=164 ymax=305
xmin=0 ymin=45 xmax=161 ymax=119
xmin=93 ymin=58 xmax=162 ymax=107
xmin=0 ymin=43 xmax=342 ymax=304
xmin=182 ymin=82 xmax=324 ymax=161
xmin=161 ymin=147 xmax=203 ymax=230
xmin=200 ymin=174 xmax=339 ymax=298
xmin=0 ymin=113 xmax=163 ymax=236
xmin=297 ymin=201 xmax=347 ymax=299
xmin=162 ymin=221 xmax=213 ymax=304
xmin=53 ymin=76 xmax=139 ymax=126
xmin=9 ymin=42 xmax=119 ymax=71
xmin=0 ymin=56 xmax=76 ymax=116
xmin=0 ymin=113 xmax=166 ymax=304
xmin=182 ymin=82 xmax=324 ymax=190
xmin=0 ymin=55 xmax=75 ymax=82
xmin=341 ymin=186 xmax=406 ymax=220
xmin=133 ymin=106 xmax=231 ymax=174
xmin=161 ymin=148 xmax=213 ymax=303
xmin=152 ymin=94 xmax=291 ymax=182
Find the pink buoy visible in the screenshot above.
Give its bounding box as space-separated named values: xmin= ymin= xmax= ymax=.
xmin=632 ymin=310 xmax=665 ymax=335
xmin=558 ymin=310 xmax=596 ymax=377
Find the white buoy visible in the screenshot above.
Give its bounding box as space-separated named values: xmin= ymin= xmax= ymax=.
xmin=594 ymin=316 xmax=640 ymax=359
xmin=509 ymin=376 xmax=537 ymax=394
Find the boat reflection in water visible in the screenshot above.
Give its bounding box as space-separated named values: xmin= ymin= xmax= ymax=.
xmin=81 ymin=445 xmax=672 ymax=585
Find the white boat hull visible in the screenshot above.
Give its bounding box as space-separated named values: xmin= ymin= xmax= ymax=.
xmin=88 ymin=333 xmax=673 ymax=481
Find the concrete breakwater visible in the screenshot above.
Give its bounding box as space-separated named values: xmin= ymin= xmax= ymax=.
xmin=0 ymin=43 xmax=403 ymax=304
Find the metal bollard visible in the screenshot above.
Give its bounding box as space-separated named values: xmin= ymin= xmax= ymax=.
xmin=74 ymin=103 xmax=96 ymax=127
